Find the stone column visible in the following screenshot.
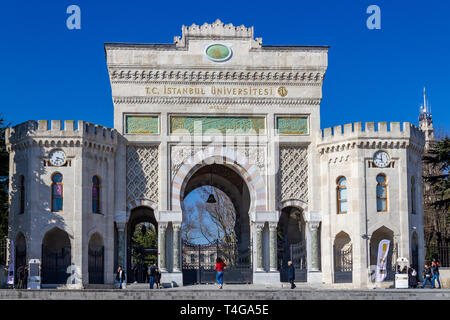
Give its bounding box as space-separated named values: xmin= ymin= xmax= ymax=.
xmin=308 ymin=221 xmax=321 ymax=271
xmin=173 ymin=223 xmax=181 ymax=272
xmin=255 ymin=224 xmax=264 ymax=272
xmin=159 ymin=222 xmax=168 ymax=272
xmin=116 ymin=222 xmax=126 ymax=269
xmin=269 ymin=223 xmax=277 ymax=272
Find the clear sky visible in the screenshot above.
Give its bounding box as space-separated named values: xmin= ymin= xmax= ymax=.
xmin=0 ymin=0 xmax=448 ymax=132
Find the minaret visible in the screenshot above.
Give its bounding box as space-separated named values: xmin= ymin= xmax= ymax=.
xmin=418 ymin=87 xmax=435 ymax=151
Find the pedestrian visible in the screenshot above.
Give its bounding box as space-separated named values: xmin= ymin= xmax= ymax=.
xmin=155 ymin=267 xmax=161 ymax=289
xmin=116 ymin=266 xmax=126 ymax=289
xmin=287 ymin=261 xmax=296 ymax=289
xmin=431 ymin=261 xmax=441 ymax=289
xmin=148 ymin=263 xmax=156 ymax=289
xmin=421 ymin=264 xmax=434 ymax=288
xmin=215 ymin=257 xmax=226 ymax=289
xmin=408 ymin=264 xmax=418 ymax=288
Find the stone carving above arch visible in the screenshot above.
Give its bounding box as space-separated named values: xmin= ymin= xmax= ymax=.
xmin=278 ymin=146 xmax=308 ymax=205
xmin=126 ymin=145 xmax=159 ymax=204
xmin=279 ymin=199 xmax=308 ymax=213
xmin=171 ymin=146 xmax=266 ymax=212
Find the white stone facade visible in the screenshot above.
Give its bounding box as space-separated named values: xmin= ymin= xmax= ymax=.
xmin=5 ymin=20 xmax=425 ymax=288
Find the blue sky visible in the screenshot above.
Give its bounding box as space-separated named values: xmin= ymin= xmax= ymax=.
xmin=0 ymin=0 xmax=448 ymax=132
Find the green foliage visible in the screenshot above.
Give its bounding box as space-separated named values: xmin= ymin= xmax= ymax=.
xmin=131 ymin=223 xmax=157 ymax=266
xmin=0 ymin=117 xmax=9 ymax=239
xmin=423 ymin=137 xmax=450 ymax=212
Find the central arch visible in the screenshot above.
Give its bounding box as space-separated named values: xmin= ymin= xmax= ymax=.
xmin=172 ymin=147 xmax=266 ymax=212
xmin=180 ymin=162 xmax=253 ymax=284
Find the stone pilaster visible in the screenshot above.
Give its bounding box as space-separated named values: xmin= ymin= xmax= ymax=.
xmin=159 ymin=222 xmax=168 ymax=272
xmin=116 ymin=222 xmax=126 ymax=270
xmin=173 ymin=223 xmax=181 ymax=272
xmin=308 ymin=220 xmax=321 ymax=271
xmin=255 ymin=223 xmax=264 ymax=272
xmin=269 ymin=223 xmax=277 ymax=272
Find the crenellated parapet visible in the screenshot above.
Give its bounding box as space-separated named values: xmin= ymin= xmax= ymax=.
xmin=317 ymin=122 xmax=425 ymax=154
xmin=5 ymin=120 xmax=118 ymax=152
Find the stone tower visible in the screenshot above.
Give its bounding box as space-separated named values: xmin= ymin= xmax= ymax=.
xmin=418 ymin=87 xmax=435 ymax=150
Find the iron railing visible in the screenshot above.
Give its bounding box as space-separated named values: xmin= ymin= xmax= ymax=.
xmin=425 ymin=245 xmax=450 ymax=267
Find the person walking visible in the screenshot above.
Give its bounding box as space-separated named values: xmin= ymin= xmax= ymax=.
xmin=155 ymin=267 xmax=161 ymax=289
xmin=421 ymin=264 xmax=434 ymax=288
xmin=431 ymin=261 xmax=441 ymax=289
xmin=148 ymin=263 xmax=156 ymax=289
xmin=408 ymin=264 xmax=418 ymax=288
xmin=116 ymin=266 xmax=126 ymax=289
xmin=215 ymin=257 xmax=226 ymax=289
xmin=23 ymin=265 xmax=29 ymax=289
xmin=287 ymin=261 xmax=296 ymax=289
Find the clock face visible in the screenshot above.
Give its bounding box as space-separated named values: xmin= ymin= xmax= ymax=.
xmin=373 ymin=151 xmax=389 ymax=168
xmin=49 ymin=149 xmax=66 ymax=167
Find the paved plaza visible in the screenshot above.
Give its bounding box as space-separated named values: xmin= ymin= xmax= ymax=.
xmin=0 ymin=285 xmax=448 ymax=300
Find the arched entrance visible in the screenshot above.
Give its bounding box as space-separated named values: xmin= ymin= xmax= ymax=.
xmin=126 ymin=206 xmax=158 ymax=283
xmin=181 ymin=164 xmax=252 ymax=284
xmin=277 ymin=206 xmax=307 ymax=282
xmin=370 ymin=226 xmax=395 ymax=281
xmin=88 ymin=233 xmax=104 ymax=284
xmin=333 ymin=231 xmax=353 ymax=283
xmin=41 ymin=228 xmax=71 ymax=284
xmin=15 ymin=233 xmax=26 ymax=286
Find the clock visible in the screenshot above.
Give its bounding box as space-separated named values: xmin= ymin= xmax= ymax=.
xmin=373 ymin=151 xmax=390 ymax=168
xmin=49 ymin=149 xmax=67 ymax=167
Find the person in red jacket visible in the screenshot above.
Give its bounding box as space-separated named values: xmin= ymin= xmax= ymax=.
xmin=215 ymin=257 xmax=227 ymax=289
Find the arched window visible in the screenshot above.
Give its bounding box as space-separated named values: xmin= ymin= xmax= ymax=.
xmin=51 ymin=173 xmax=63 ymax=212
xmin=92 ymin=176 xmax=100 ymax=213
xmin=411 ymin=176 xmax=416 ymax=214
xmin=19 ymin=175 xmax=25 ymax=214
xmin=376 ymin=174 xmax=388 ymax=212
xmin=337 ymin=177 xmax=348 ymax=214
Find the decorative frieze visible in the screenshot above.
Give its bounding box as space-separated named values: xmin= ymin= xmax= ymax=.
xmin=170 ymin=116 xmax=266 ymax=135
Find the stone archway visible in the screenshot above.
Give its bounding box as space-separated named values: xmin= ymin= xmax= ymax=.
xmin=41 ymin=227 xmax=71 ymax=284
xmin=126 ymin=206 xmax=158 ymax=283
xmin=277 ymin=206 xmax=307 ymax=282
xmin=15 ymin=232 xmax=26 ymax=286
xmin=180 ymin=163 xmax=253 ymax=284
xmin=370 ymin=226 xmax=395 ymax=281
xmin=172 ymin=147 xmax=266 ymax=212
xmin=88 ymin=232 xmax=104 ymax=284
xmin=333 ymin=231 xmax=352 ymax=283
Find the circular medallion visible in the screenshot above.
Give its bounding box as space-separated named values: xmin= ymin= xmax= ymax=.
xmin=205 ymin=44 xmax=232 ymax=62
xmin=278 ymin=86 xmax=288 ymax=97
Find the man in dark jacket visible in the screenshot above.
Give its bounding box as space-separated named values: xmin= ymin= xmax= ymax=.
xmin=116 ymin=266 xmax=126 ymax=289
xmin=148 ymin=263 xmax=156 ymax=289
xmin=421 ymin=264 xmax=434 ymax=288
xmin=431 ymin=261 xmax=441 ymax=289
xmin=287 ymin=261 xmax=296 ymax=289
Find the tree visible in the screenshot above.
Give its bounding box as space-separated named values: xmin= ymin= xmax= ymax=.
xmin=422 ymin=136 xmax=450 ymax=251
xmin=0 ymin=117 xmax=9 ymax=239
xmin=131 ymin=223 xmax=158 ymax=266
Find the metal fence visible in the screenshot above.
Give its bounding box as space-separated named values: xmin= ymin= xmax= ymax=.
xmin=425 ymin=245 xmax=450 ymax=267
xmin=0 ymin=238 xmax=7 ymax=266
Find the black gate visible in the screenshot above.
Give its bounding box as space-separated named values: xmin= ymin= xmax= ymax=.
xmin=278 ymin=242 xmax=307 ymax=282
xmin=88 ymin=247 xmax=104 ymax=284
xmin=41 ymin=246 xmax=71 ymax=284
xmin=334 ymin=245 xmax=352 ymax=283
xmin=182 ymin=240 xmax=252 ymax=285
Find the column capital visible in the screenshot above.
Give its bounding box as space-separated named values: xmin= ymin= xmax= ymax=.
xmin=304 ymin=211 xmax=322 ymax=231
xmin=159 ymin=222 xmax=168 ymax=230
xmin=116 ymin=222 xmax=126 ymax=231
xmin=268 ymin=222 xmax=278 ymax=232
xmin=173 ymin=223 xmax=182 ymax=231
xmin=255 ymin=223 xmax=265 ymax=232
